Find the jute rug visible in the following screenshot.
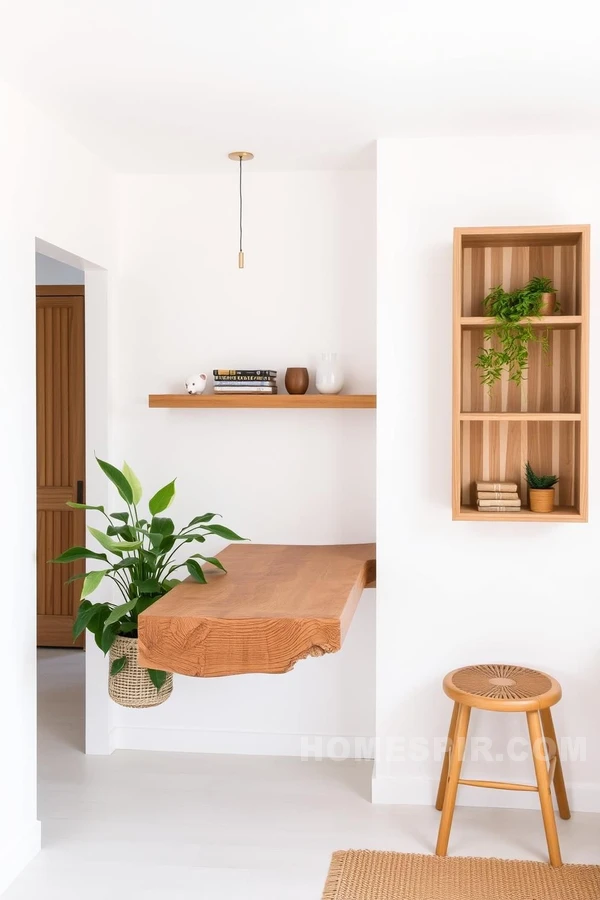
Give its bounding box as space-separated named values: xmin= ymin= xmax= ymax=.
xmin=321 ymin=851 xmax=600 ymax=899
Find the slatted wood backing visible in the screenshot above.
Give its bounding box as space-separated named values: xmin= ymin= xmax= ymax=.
xmin=36 ymin=287 xmax=85 ymax=647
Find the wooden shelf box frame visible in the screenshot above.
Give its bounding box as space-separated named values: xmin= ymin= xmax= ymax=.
xmin=452 ymin=225 xmax=590 ymax=522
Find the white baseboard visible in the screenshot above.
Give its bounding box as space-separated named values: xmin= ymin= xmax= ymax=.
xmin=0 ymin=819 xmax=41 ymax=895
xmin=371 ymin=774 xmax=600 ymax=814
xmin=110 ymin=726 xmax=375 ymax=759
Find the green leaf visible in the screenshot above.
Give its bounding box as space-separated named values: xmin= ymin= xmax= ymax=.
xmin=148 ymin=531 xmax=166 ymax=550
xmin=151 ymin=517 xmax=174 ymax=536
xmin=122 ymin=462 xmax=143 ymax=505
xmin=147 ymin=669 xmax=168 ymax=692
xmin=160 ymin=536 xmax=176 ymax=554
xmin=95 ymin=456 xmax=134 ymax=504
xmin=110 ymin=655 xmax=128 ymax=677
xmin=112 ymin=558 xmax=138 ymax=572
xmin=72 ymin=600 xmax=95 ymax=639
xmin=107 ymin=524 xmax=129 ymax=537
xmin=80 ymin=569 xmax=109 ymax=599
xmin=99 ymin=623 xmax=118 ymax=654
xmin=110 ymin=512 xmax=129 ymax=523
xmin=190 ymin=553 xmax=227 ymax=573
xmin=88 ymin=526 xmax=142 ymax=554
xmin=51 ymin=546 xmax=109 ymax=564
xmin=188 ymin=513 xmax=219 ymax=526
xmin=141 ymin=549 xmax=158 ymax=566
xmin=201 ymin=524 xmax=246 ymax=542
xmin=65 ymin=572 xmax=88 ymax=585
xmin=92 ymin=606 xmax=111 ymax=648
xmin=148 ymin=479 xmax=176 ymax=516
xmin=66 ymin=502 xmax=105 ymax=512
xmin=104 ymin=598 xmax=138 ymax=626
xmin=132 ymin=578 xmax=161 ymax=595
xmin=186 ymin=559 xmax=207 ymax=584
xmin=118 ymin=622 xmax=138 ymax=633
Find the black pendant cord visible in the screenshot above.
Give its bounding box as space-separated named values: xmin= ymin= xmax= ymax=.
xmin=239 ymin=156 xmax=243 ymax=254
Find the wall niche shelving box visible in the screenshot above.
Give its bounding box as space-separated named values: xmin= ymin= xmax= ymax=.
xmin=452 ymin=225 xmax=590 ymax=522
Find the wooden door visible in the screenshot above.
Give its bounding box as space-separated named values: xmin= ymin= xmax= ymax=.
xmin=36 ymin=286 xmax=85 ymax=647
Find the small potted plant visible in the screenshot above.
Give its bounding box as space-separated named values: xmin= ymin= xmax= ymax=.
xmin=525 ymin=461 xmax=559 ymax=513
xmin=475 ymin=276 xmax=558 ymax=391
xmin=52 ymin=457 xmax=245 ymax=708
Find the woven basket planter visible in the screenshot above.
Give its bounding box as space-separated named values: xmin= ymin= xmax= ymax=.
xmin=108 ymin=635 xmax=173 ymax=708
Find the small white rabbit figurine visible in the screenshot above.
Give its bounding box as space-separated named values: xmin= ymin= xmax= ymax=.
xmin=184 ymin=373 xmax=208 ymax=394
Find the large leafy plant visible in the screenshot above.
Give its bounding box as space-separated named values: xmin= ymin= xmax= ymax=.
xmin=475 ymin=277 xmax=557 ymax=390
xmin=52 ymin=458 xmax=245 ymax=690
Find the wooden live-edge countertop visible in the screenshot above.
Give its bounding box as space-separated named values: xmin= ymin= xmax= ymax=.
xmin=138 ymin=543 xmax=376 ymax=677
xmin=148 ymin=394 xmax=376 ymax=409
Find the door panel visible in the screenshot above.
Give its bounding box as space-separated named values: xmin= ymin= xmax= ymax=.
xmin=36 ymin=287 xmax=85 ymax=647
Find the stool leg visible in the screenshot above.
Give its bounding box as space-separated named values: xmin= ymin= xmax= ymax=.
xmin=436 ymin=703 xmax=470 ymax=856
xmin=540 ymin=708 xmax=571 ymax=821
xmin=436 ymin=702 xmax=459 ymax=811
xmin=527 ymin=710 xmax=562 ymax=867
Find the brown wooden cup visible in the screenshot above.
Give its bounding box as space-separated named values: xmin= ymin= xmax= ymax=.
xmin=285 ymin=367 xmax=309 ymax=395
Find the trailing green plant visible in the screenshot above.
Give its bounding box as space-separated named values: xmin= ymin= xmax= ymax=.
xmin=474 ymin=277 xmax=557 ymax=390
xmin=525 ymin=461 xmax=559 ymax=489
xmin=52 ymin=458 xmax=245 ymax=691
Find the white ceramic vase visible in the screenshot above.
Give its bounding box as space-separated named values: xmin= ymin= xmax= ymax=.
xmin=316 ymin=352 xmax=344 ymax=395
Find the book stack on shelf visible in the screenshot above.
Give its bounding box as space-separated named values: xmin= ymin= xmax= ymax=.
xmin=213 ymin=369 xmax=278 ymax=394
xmin=476 ymin=481 xmax=521 ymax=513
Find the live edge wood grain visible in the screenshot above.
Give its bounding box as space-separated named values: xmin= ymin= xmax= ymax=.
xmin=149 ymin=394 xmax=376 ymax=409
xmin=138 ymin=543 xmax=376 ymax=677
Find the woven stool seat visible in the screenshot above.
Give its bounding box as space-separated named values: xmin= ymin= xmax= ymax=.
xmin=436 ymin=663 xmax=570 ymax=867
xmin=444 ymin=664 xmax=561 ymax=712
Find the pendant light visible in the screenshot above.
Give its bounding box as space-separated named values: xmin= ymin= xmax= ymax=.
xmin=228 ymin=151 xmax=254 ymax=268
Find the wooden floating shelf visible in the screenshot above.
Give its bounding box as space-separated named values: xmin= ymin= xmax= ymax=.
xmin=138 ymin=543 xmax=376 ymax=677
xmin=458 ymin=505 xmax=584 ymax=523
xmin=459 ymin=413 xmax=581 ymax=422
xmin=460 ymin=316 xmax=582 ymax=329
xmin=452 ymin=224 xmax=590 ymax=523
xmin=149 ymin=394 xmax=376 ymax=409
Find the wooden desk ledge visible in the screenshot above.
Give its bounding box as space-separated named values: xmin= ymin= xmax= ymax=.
xmin=138 ymin=543 xmax=376 ymax=677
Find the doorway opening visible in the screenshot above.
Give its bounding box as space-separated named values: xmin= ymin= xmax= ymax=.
xmin=36 ymin=252 xmax=87 ymax=755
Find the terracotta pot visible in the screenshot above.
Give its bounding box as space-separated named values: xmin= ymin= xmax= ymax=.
xmin=539 ymin=292 xmax=557 ymax=315
xmin=529 ymin=488 xmax=555 ymax=513
xmin=108 ymin=636 xmax=173 ymax=708
xmin=285 ymin=367 xmax=309 ymax=395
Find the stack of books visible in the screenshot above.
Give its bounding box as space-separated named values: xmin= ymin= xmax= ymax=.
xmin=476 ymin=481 xmax=521 ymax=512
xmin=213 ymin=369 xmax=278 ymax=394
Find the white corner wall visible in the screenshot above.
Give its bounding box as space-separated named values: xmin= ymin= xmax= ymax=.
xmin=375 ymin=135 xmax=600 ymax=812
xmin=0 ymin=78 xmax=114 ymax=892
xmin=109 ymin=171 xmax=376 ymax=755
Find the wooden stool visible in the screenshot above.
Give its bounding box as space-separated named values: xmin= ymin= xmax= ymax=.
xmin=435 ymin=664 xmax=570 ymax=867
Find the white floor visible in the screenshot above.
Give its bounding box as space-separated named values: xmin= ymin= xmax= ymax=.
xmin=3 ymin=650 xmax=600 ymax=899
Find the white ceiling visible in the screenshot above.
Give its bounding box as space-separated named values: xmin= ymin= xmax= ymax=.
xmin=1 ymin=0 xmax=599 ymax=172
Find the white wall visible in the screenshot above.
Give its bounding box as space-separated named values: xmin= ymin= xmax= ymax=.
xmin=109 ymin=171 xmax=376 ymax=755
xmin=0 ymin=78 xmax=114 ymax=892
xmin=35 ymin=252 xmax=84 ymax=284
xmin=375 ymin=135 xmax=600 ymax=812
